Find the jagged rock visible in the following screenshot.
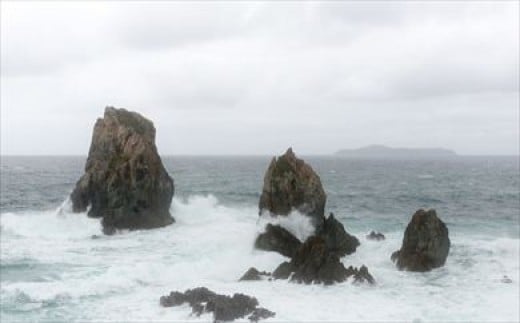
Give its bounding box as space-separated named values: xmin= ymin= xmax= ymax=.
xmin=248 ymin=307 xmax=276 ymax=322
xmin=271 ymin=236 xmax=375 ymax=285
xmin=317 ymin=213 xmax=359 ymax=256
xmin=70 ymin=107 xmax=174 ymax=234
xmin=366 ymin=231 xmax=385 ymax=241
xmin=392 ymin=209 xmax=450 ymax=272
xmin=254 ymin=224 xmax=302 ymax=258
xmin=272 ymin=261 xmax=294 ymax=280
xmin=348 ymin=265 xmax=376 ymax=285
xmin=259 ymin=148 xmax=326 ymax=226
xmin=239 ymin=267 xmax=270 ymax=281
xmin=290 ymin=236 xmax=348 ymax=285
xmin=160 ymin=287 xmax=274 ymax=322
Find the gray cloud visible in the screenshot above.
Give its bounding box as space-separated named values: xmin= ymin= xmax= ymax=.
xmin=1 ymin=1 xmax=518 ymax=155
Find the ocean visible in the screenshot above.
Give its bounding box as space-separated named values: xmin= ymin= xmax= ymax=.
xmin=1 ymin=155 xmax=519 ymax=322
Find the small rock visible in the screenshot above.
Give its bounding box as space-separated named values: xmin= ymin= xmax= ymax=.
xmin=366 ymin=231 xmax=385 ymax=241
xmin=239 ymin=267 xmax=270 ymax=281
xmin=248 ymin=307 xmax=276 ymax=322
xmin=501 ymin=275 xmax=513 ymax=284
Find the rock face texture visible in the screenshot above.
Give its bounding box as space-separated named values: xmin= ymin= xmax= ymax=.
xmin=159 ymin=287 xmax=275 ymax=322
xmin=70 ymin=107 xmax=174 ymax=234
xmin=271 ymin=236 xmax=375 ymax=285
xmin=392 ymin=209 xmax=450 ymax=272
xmin=259 ymin=148 xmax=326 ymax=224
xmin=254 ymin=224 xmax=302 ymax=258
xmin=317 ymin=213 xmax=359 ymax=256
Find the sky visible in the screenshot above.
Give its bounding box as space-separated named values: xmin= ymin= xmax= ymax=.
xmin=1 ymin=1 xmax=518 ymax=155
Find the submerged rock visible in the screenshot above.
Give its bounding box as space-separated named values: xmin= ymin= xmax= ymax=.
xmin=317 ymin=213 xmax=359 ymax=256
xmin=258 ymin=148 xmax=326 ymax=225
xmin=254 ymin=223 xmax=302 ymax=258
xmin=392 ymin=209 xmax=450 ymax=272
xmin=239 ymin=267 xmax=270 ymax=281
xmin=70 ymin=107 xmax=174 ymax=234
xmin=160 ymin=287 xmax=275 ymax=322
xmin=366 ymin=231 xmax=385 ymax=241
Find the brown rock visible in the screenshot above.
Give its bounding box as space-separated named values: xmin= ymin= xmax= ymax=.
xmin=70 ymin=107 xmax=174 ymax=234
xmin=392 ymin=209 xmax=450 ymax=271
xmin=258 ymin=148 xmax=326 ymax=225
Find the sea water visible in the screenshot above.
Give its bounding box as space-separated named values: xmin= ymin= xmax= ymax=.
xmin=1 ymin=156 xmax=519 ymax=322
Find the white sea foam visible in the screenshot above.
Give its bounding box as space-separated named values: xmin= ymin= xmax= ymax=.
xmin=1 ymin=195 xmax=519 ymax=322
xmin=257 ymin=210 xmax=316 ymax=242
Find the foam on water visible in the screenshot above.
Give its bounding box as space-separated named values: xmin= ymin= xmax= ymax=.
xmin=1 ymin=195 xmax=519 ymax=322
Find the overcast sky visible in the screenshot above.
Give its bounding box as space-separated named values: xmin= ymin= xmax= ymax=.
xmin=1 ymin=1 xmax=518 ymax=155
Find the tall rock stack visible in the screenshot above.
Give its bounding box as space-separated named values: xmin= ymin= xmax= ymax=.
xmin=70 ymin=107 xmax=175 ymax=234
xmin=391 ymin=209 xmax=450 ymax=271
xmin=259 ymin=148 xmax=326 ymax=226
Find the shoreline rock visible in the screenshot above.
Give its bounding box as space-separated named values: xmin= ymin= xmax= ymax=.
xmin=391 ymin=209 xmax=450 ymax=271
xmin=70 ymin=107 xmax=174 ymax=234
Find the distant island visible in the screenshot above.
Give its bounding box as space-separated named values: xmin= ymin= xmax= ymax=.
xmin=335 ymin=145 xmax=457 ymax=158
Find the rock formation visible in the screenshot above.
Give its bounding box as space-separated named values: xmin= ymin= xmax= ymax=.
xmin=70 ymin=107 xmax=174 ymax=234
xmin=255 ymin=148 xmax=359 ymax=260
xmin=271 ymin=236 xmax=375 ymax=285
xmin=254 ymin=224 xmax=302 ymax=258
xmin=160 ymin=287 xmax=275 ymax=322
xmin=366 ymin=231 xmax=385 ymax=241
xmin=391 ymin=209 xmax=450 ymax=271
xmin=239 ymin=267 xmax=271 ymax=281
xmin=317 ymin=213 xmax=359 ymax=256
xmin=259 ymin=148 xmax=326 ymax=225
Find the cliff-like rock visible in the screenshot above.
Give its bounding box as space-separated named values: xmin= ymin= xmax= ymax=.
xmin=70 ymin=107 xmax=174 ymax=234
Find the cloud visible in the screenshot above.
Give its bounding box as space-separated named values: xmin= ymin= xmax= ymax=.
xmin=1 ymin=1 xmax=518 ymax=155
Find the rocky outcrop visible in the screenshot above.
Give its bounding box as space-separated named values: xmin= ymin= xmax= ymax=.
xmin=160 ymin=287 xmax=275 ymax=322
xmin=366 ymin=231 xmax=385 ymax=241
xmin=254 ymin=224 xmax=302 ymax=258
xmin=259 ymin=148 xmax=326 ymax=225
xmin=239 ymin=267 xmax=271 ymax=281
xmin=391 ymin=209 xmax=450 ymax=271
xmin=255 ymin=149 xmax=360 ymax=259
xmin=70 ymin=107 xmax=174 ymax=234
xmin=317 ymin=213 xmax=359 ymax=256
xmin=272 ymin=236 xmax=375 ymax=285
